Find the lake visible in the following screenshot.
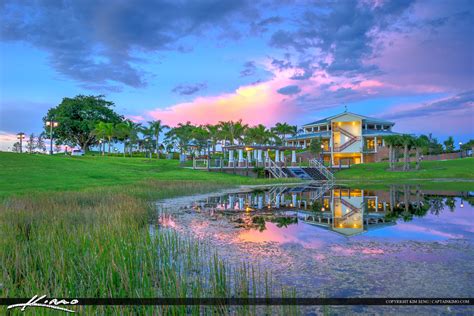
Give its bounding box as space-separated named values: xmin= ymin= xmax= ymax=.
xmin=157 ymin=183 xmax=474 ymax=314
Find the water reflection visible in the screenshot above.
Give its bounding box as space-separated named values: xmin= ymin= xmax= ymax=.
xmin=185 ymin=184 xmax=474 ymax=240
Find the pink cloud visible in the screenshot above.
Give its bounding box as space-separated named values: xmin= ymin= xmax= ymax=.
xmin=148 ymin=80 xmax=300 ymax=127
xmin=125 ymin=115 xmax=145 ymax=123
xmin=0 ymin=131 xmax=18 ymax=151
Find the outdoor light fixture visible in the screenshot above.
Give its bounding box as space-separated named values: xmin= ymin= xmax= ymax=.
xmin=460 ymin=199 xmax=464 ymax=208
xmin=46 ymin=120 xmax=59 ymax=155
xmin=16 ymin=132 xmax=25 ymax=153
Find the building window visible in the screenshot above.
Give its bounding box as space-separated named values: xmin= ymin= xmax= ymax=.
xmin=365 ymin=138 xmax=375 ymax=151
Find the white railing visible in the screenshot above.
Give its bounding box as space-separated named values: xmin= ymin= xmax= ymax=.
xmin=309 ymin=159 xmax=335 ymax=181
xmin=308 ymin=181 xmax=334 ymax=201
xmin=267 ymin=159 xmax=288 ymax=178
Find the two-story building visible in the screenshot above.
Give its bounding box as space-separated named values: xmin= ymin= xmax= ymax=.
xmin=286 ymin=111 xmax=399 ymax=165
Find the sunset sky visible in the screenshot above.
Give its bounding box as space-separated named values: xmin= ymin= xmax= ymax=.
xmin=0 ymin=0 xmax=473 ymax=150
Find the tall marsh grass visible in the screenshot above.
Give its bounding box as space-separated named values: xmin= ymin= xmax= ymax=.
xmin=0 ymin=180 xmax=298 ymax=315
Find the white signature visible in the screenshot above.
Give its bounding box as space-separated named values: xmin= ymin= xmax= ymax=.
xmin=7 ymin=295 xmax=78 ymax=313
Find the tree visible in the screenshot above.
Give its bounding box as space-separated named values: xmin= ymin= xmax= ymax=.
xmin=36 ymin=134 xmax=47 ymax=153
xmin=148 ymin=120 xmax=169 ymax=159
xmin=122 ymin=120 xmax=142 ymax=156
xmin=443 ymin=136 xmax=455 ymax=153
xmin=383 ymin=135 xmax=399 ymax=171
xmin=114 ymin=122 xmax=132 ymax=157
xmin=460 ymin=139 xmax=474 ymax=151
xmin=26 ymin=133 xmax=36 ymax=153
xmin=309 ymin=137 xmax=323 ymax=158
xmin=93 ymin=121 xmax=107 ymax=155
xmin=139 ymin=125 xmax=155 ymax=158
xmin=245 ymin=125 xmax=271 ymax=145
xmin=399 ymin=134 xmax=414 ymax=171
xmin=205 ymin=124 xmax=220 ymax=153
xmin=218 ymin=120 xmax=247 ymax=145
xmin=191 ymin=126 xmax=210 ymax=155
xmin=43 ymin=95 xmax=123 ymax=151
xmin=271 ymin=122 xmax=296 ymax=144
xmin=12 ymin=142 xmax=21 ymax=153
xmin=413 ymin=136 xmax=429 ymax=170
xmin=165 ymin=122 xmax=195 ymax=154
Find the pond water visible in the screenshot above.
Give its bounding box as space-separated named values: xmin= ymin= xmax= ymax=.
xmin=157 ymin=183 xmax=474 ymax=314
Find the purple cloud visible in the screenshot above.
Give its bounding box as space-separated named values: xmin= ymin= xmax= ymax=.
xmin=172 ymin=82 xmax=207 ymax=95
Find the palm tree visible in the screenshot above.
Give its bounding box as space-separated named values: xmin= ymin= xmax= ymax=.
xmin=103 ymin=123 xmax=115 ymax=155
xmin=191 ymin=125 xmax=210 ymax=155
xmin=114 ymin=122 xmax=130 ymax=157
xmin=383 ymin=135 xmax=400 ymax=171
xmin=93 ymin=122 xmax=108 ymax=156
xmin=205 ymin=124 xmax=220 ymax=153
xmin=218 ymin=120 xmax=247 ymax=145
xmin=148 ymin=120 xmax=169 ymax=159
xmin=246 ymin=124 xmax=271 ymax=145
xmin=399 ymin=134 xmax=414 ymax=171
xmin=271 ymin=122 xmax=296 ymax=144
xmin=413 ymin=136 xmax=429 ymax=170
xmin=443 ymin=136 xmax=455 ymax=153
xmin=140 ymin=125 xmax=154 ymax=158
xmin=165 ymin=122 xmax=195 ymax=154
xmin=121 ymin=120 xmax=142 ymax=156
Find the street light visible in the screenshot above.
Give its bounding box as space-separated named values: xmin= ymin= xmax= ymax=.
xmin=46 ymin=120 xmax=59 ymax=155
xmin=459 ymin=142 xmax=463 ymax=158
xmin=320 ymin=143 xmax=324 ymax=163
xmin=207 ymin=140 xmax=212 ymax=171
xmin=16 ymin=132 xmax=25 ymax=153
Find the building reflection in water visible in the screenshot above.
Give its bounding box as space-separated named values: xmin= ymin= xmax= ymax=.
xmin=189 ymin=184 xmax=471 ymax=237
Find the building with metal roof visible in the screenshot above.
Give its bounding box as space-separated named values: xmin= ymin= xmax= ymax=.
xmin=286 ymin=110 xmax=400 ymax=165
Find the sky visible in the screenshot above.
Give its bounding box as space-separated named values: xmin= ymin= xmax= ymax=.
xmin=0 ymin=0 xmax=473 ymax=150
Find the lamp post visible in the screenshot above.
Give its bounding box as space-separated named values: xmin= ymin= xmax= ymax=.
xmin=320 ymin=143 xmax=324 ymax=163
xmin=46 ymin=120 xmax=59 ymax=155
xmin=16 ymin=132 xmax=25 ymax=153
xmin=207 ymin=140 xmax=211 ymax=171
xmin=459 ymin=142 xmax=463 ymax=158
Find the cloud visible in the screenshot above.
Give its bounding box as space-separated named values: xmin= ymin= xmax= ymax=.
xmin=269 ymin=0 xmax=415 ymax=77
xmin=277 ymin=85 xmax=301 ymax=95
xmin=250 ymin=16 xmax=283 ymax=34
xmin=0 ymin=131 xmax=18 ymax=151
xmin=381 ymin=90 xmax=474 ymax=120
xmin=148 ymin=79 xmax=300 ymax=127
xmin=0 ymin=99 xmax=52 ymax=134
xmin=0 ymin=0 xmax=258 ymax=89
xmin=379 ymin=91 xmax=474 ymax=138
xmin=172 ymin=82 xmax=207 ymax=95
xmin=240 ymin=61 xmax=257 ymax=77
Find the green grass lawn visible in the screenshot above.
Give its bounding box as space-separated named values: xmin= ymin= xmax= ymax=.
xmin=336 ymin=158 xmax=474 ymax=181
xmin=0 ymin=152 xmax=298 ymax=196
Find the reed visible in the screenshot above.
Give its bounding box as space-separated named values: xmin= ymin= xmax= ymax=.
xmin=0 ymin=180 xmax=298 ymax=315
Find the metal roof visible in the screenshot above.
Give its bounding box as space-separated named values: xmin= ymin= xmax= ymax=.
xmin=286 ymin=131 xmax=331 ymax=141
xmin=302 ymin=111 xmax=395 ymax=127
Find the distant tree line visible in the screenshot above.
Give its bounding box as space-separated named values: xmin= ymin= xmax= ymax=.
xmin=382 ymin=134 xmax=472 ymax=171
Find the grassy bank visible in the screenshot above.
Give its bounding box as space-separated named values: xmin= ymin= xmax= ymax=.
xmin=0 ymin=152 xmax=296 ymax=197
xmin=0 ymin=181 xmax=296 ymax=315
xmin=335 ymin=158 xmax=474 ymax=183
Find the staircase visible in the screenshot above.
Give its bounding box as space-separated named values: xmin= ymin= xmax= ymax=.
xmin=285 ymin=167 xmax=312 ymax=180
xmin=308 ymin=159 xmax=335 ymax=181
xmin=308 ymin=181 xmax=334 ymax=201
xmin=266 ymin=159 xmax=288 ymax=179
xmin=340 ymin=198 xmax=362 ymax=220
xmin=333 ymin=126 xmax=360 ymax=152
